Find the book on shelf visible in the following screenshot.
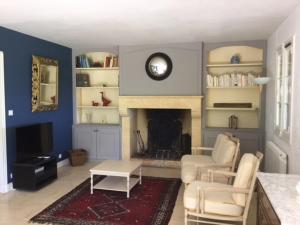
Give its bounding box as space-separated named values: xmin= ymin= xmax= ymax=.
xmin=105 ymin=56 xmax=119 ymax=68
xmin=76 ymin=55 xmax=118 ymax=69
xmin=112 ymin=56 xmax=118 ymax=67
xmin=104 ymin=56 xmax=112 ymax=68
xmin=76 ymin=55 xmax=90 ymax=68
xmin=207 ymin=72 xmax=260 ymax=88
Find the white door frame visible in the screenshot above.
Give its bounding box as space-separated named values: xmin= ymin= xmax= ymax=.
xmin=0 ymin=51 xmax=8 ymax=193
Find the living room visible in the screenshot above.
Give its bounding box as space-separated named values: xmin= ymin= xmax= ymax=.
xmin=1 ymin=0 xmax=300 ymax=224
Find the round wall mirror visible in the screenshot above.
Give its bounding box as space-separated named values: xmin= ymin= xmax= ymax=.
xmin=145 ymin=52 xmax=172 ymax=81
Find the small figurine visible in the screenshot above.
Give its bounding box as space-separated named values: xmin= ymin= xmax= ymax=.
xmin=50 ymin=96 xmax=56 ymax=104
xmin=100 ymin=92 xmax=111 ymax=106
xmin=92 ymin=101 xmax=99 ymax=106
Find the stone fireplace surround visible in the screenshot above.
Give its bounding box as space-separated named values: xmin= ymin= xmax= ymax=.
xmin=119 ymin=96 xmax=203 ymax=164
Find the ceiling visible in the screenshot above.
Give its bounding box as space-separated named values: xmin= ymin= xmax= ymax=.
xmin=0 ymin=0 xmax=300 ymax=49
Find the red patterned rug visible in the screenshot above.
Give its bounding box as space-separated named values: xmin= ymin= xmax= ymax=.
xmin=30 ymin=176 xmax=181 ymax=225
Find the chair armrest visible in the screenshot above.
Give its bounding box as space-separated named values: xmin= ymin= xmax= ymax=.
xmin=199 ymin=186 xmax=250 ymax=194
xmin=192 ymin=147 xmax=214 ymax=151
xmin=208 ymin=170 xmax=237 ymax=177
xmin=196 ymin=164 xmax=232 ymax=169
xmin=192 ymin=147 xmax=214 ymax=155
xmin=207 ymin=169 xmax=236 ymax=183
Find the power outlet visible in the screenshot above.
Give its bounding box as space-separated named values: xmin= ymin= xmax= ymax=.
xmin=8 ymin=110 xmax=13 ymax=116
xmin=10 ymin=173 xmax=13 ymax=179
xmin=58 ymin=154 xmax=62 ymax=159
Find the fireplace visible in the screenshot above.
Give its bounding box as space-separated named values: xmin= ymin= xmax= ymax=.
xmin=119 ymin=96 xmax=203 ymax=166
xmin=133 ymin=109 xmax=191 ymax=160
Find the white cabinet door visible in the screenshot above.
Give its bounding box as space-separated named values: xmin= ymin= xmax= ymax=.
xmin=74 ymin=125 xmax=120 ymax=160
xmin=96 ymin=127 xmax=120 ymax=160
xmin=73 ymin=126 xmax=97 ymax=160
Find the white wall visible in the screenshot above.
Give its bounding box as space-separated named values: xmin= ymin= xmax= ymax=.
xmin=266 ymin=4 xmax=300 ymax=174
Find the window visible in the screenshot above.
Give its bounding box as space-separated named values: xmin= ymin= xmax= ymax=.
xmin=275 ymin=37 xmax=295 ymax=142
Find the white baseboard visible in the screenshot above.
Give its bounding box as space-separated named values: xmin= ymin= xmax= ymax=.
xmin=57 ymin=158 xmax=69 ymax=168
xmin=7 ymin=182 xmax=13 ymax=191
xmin=3 ymin=158 xmax=70 ymax=193
xmin=2 ymin=182 xmax=14 ymax=192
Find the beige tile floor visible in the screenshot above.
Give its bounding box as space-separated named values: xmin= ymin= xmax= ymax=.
xmin=0 ymin=162 xmax=257 ymax=225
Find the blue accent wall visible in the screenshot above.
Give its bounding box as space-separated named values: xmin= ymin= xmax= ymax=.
xmin=0 ymin=26 xmax=73 ymax=183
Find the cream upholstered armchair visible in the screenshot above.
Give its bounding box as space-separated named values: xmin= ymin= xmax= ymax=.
xmin=183 ymin=152 xmax=263 ymax=225
xmin=181 ymin=133 xmax=240 ymax=186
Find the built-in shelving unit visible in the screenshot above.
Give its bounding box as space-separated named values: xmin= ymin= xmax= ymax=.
xmin=75 ymin=52 xmax=120 ymax=125
xmin=205 ymin=46 xmax=264 ymax=129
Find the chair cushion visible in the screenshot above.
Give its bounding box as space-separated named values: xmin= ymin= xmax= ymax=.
xmin=181 ymin=165 xmax=198 ymax=184
xmin=232 ymin=154 xmax=257 ymax=206
xmin=211 ymin=134 xmax=230 ymax=163
xmin=213 ymin=139 xmax=237 ymax=165
xmin=181 ymin=164 xmax=229 ymax=184
xmin=181 ymin=155 xmax=215 ymax=168
xmin=184 ymin=181 xmax=243 ymax=217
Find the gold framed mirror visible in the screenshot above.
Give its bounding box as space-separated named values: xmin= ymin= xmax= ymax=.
xmin=32 ymin=55 xmax=58 ymax=112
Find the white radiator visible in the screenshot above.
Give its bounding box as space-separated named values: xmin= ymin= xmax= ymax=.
xmin=265 ymin=141 xmax=288 ymax=174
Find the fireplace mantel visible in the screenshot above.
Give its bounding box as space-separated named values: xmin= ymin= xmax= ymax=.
xmin=119 ymin=96 xmax=203 ymax=160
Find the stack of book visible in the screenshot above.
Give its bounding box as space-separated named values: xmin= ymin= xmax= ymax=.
xmin=76 ymin=55 xmax=119 ymax=68
xmin=104 ymin=56 xmax=118 ymax=68
xmin=207 ymin=72 xmax=259 ymax=87
xmin=76 ymin=55 xmax=91 ymax=68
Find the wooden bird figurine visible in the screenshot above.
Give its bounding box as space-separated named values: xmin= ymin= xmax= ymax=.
xmin=100 ymin=92 xmax=111 ymax=106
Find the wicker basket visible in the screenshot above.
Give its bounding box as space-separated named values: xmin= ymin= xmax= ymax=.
xmin=68 ymin=149 xmax=87 ymax=166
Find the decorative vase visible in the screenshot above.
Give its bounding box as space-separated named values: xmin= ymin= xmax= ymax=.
xmin=229 ymin=115 xmax=238 ymax=129
xmin=85 ymin=112 xmax=92 ymax=123
xmin=231 ymin=54 xmax=240 ymax=64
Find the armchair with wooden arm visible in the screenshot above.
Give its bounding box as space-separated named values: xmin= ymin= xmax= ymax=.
xmin=181 ymin=133 xmax=240 ymax=186
xmin=184 ymin=151 xmax=263 ymax=225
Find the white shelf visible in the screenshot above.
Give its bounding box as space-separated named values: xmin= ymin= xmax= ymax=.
xmin=206 ymin=63 xmax=263 ymax=68
xmin=75 ymin=67 xmax=119 ymax=71
xmin=77 ymin=106 xmax=118 ymax=109
xmin=207 ymin=86 xmax=259 ymax=89
xmin=40 ymin=101 xmax=53 ymax=105
xmin=76 ymin=86 xmax=119 ymax=89
xmin=40 ymin=82 xmax=56 ymax=86
xmin=206 ymin=107 xmax=258 ymax=111
xmin=93 ymin=176 xmax=139 ymax=193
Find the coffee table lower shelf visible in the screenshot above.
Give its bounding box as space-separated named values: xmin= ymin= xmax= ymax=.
xmin=93 ymin=176 xmax=140 ymax=198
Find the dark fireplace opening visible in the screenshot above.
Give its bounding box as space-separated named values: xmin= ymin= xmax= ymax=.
xmin=134 ymin=109 xmax=191 ymax=160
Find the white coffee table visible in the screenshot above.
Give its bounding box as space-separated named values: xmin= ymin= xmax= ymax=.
xmin=90 ymin=160 xmax=142 ymax=198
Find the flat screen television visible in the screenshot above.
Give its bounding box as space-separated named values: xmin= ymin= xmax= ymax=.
xmin=16 ymin=122 xmax=53 ymax=162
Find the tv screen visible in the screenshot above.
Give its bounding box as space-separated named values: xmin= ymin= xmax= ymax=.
xmin=16 ymin=122 xmax=53 ymax=161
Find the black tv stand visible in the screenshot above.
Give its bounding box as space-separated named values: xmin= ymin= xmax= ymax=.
xmin=13 ymin=156 xmax=57 ymax=190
